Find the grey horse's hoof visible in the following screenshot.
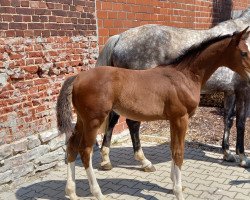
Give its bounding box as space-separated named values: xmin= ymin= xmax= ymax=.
xmin=239 ymin=156 xmax=250 ymax=168
xmin=99 ymin=162 xmax=113 ymax=171
xmin=223 ymin=151 xmax=236 ymax=162
xmin=143 ymin=164 xmax=156 ymax=172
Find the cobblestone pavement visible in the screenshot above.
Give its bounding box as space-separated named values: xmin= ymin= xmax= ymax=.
xmin=1 ymin=140 xmax=250 ymax=200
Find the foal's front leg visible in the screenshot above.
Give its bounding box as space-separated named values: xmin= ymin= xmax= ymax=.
xmin=80 ymin=146 xmax=104 ymax=200
xmin=170 ymin=115 xmax=188 ymax=200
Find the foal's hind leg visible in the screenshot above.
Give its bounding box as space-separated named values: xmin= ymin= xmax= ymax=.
xmin=126 ymin=119 xmax=156 ymax=172
xmin=65 ymin=134 xmax=79 ymax=200
xmin=222 ymin=94 xmax=236 ymax=162
xmin=100 ymin=111 xmax=120 ymax=170
xmin=80 ymin=123 xmax=104 ymax=200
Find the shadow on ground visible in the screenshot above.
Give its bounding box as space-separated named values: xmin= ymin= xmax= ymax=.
xmin=15 ymin=178 xmax=172 ymax=200
xmin=91 ymin=142 xmax=250 ymax=171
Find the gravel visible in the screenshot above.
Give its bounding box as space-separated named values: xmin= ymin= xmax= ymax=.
xmin=140 ymin=107 xmax=250 ymax=152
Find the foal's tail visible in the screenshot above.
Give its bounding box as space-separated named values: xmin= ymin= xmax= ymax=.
xmin=95 ymin=34 xmax=120 ymax=67
xmin=56 ymin=75 xmax=77 ymax=140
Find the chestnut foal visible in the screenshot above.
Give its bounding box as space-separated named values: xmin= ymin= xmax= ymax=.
xmin=57 ymin=29 xmax=250 ymax=200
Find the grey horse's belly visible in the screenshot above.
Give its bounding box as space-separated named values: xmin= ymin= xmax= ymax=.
xmin=201 ymin=67 xmax=235 ymax=94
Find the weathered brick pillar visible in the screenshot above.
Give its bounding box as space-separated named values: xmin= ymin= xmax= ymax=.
xmin=0 ymin=0 xmax=98 ymax=188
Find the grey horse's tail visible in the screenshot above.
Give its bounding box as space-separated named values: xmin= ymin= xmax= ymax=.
xmin=56 ymin=75 xmax=77 ymax=140
xmin=95 ymin=34 xmax=120 ymax=67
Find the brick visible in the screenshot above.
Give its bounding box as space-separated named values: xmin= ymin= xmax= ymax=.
xmin=29 ymin=1 xmax=39 ymax=8
xmin=28 ymin=23 xmax=44 ymax=30
xmin=0 ymin=23 xmax=8 ymax=30
xmin=0 ymin=0 xmax=11 ymax=6
xmin=21 ymin=0 xmax=29 ymax=7
xmin=16 ymin=7 xmax=34 ymax=15
xmin=52 ymin=9 xmax=65 ymax=16
xmin=1 ymin=14 xmax=13 ymax=22
xmin=11 ymin=0 xmax=20 ymax=7
xmin=22 ymin=66 xmax=39 ymax=74
xmin=35 ymin=9 xmax=51 ymax=15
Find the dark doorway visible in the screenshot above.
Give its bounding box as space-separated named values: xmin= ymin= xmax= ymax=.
xmin=212 ymin=0 xmax=232 ymax=25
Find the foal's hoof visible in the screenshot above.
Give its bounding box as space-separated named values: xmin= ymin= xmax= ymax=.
xmin=65 ymin=191 xmax=78 ymax=200
xmin=143 ymin=164 xmax=156 ymax=172
xmin=223 ymin=152 xmax=236 ymax=162
xmin=100 ymin=162 xmax=113 ymax=171
xmin=240 ymin=156 xmax=250 ymax=168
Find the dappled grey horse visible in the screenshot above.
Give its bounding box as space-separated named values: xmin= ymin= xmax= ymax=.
xmin=96 ymin=8 xmax=250 ymax=170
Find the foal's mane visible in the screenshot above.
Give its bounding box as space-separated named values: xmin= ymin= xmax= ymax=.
xmin=169 ymin=33 xmax=235 ymax=66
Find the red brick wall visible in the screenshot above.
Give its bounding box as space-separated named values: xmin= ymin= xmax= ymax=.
xmin=96 ymin=0 xmax=250 ymax=134
xmin=97 ymin=0 xmax=250 ymax=47
xmin=0 ymin=0 xmax=98 ymax=144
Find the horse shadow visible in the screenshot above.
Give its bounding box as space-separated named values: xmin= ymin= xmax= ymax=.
xmin=90 ymin=142 xmax=250 ymax=181
xmin=89 ymin=142 xmax=249 ymax=170
xmin=15 ymin=178 xmax=172 ymax=200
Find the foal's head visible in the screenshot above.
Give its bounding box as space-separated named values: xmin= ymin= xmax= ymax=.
xmin=226 ymin=27 xmax=250 ymax=81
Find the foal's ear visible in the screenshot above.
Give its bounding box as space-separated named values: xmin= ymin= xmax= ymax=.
xmin=242 ymin=30 xmax=250 ymax=41
xmin=231 ymin=26 xmax=250 ymax=45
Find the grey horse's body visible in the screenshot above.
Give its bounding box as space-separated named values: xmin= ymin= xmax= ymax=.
xmin=97 ymin=8 xmax=250 ymax=169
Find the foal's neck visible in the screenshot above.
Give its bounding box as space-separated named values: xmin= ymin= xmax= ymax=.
xmin=175 ymin=38 xmax=231 ymax=86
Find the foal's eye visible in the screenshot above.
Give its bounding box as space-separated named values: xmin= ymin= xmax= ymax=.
xmin=241 ymin=51 xmax=248 ymax=57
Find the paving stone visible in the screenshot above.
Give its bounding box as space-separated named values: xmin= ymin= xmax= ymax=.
xmin=234 ymin=192 xmax=250 ymax=199
xmin=1 ymin=143 xmax=250 ymax=200
xmin=228 ymin=185 xmax=249 ymax=195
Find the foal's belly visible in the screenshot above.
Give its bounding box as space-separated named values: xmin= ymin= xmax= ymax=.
xmin=113 ymin=108 xmax=166 ymax=121
xmin=113 ymin=102 xmax=166 ymax=122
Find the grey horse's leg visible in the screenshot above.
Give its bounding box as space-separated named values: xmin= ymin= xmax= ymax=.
xmin=100 ymin=111 xmax=120 ymax=170
xmin=222 ymin=93 xmax=236 ymax=162
xmin=235 ymin=88 xmax=250 ymax=168
xmin=126 ymin=119 xmax=156 ymax=172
